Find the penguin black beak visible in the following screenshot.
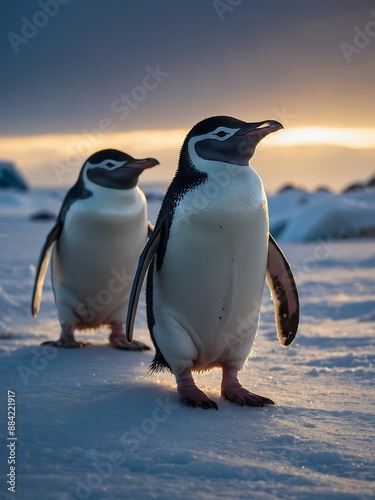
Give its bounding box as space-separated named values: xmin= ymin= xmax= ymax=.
xmin=126 ymin=158 xmax=159 ymax=170
xmin=237 ymin=120 xmax=284 ymax=141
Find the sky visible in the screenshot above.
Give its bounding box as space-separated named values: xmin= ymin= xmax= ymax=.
xmin=1 ymin=0 xmax=375 ymax=192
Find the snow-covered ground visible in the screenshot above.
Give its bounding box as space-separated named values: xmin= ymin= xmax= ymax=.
xmin=0 ymin=184 xmax=374 ymax=500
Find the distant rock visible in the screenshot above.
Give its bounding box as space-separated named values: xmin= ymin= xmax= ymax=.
xmin=315 ymin=186 xmax=331 ymax=194
xmin=366 ymin=175 xmax=375 ymax=188
xmin=359 ymin=227 xmax=375 ymax=238
xmin=342 ymin=173 xmax=375 ymax=193
xmin=0 ymin=161 xmax=29 ymax=191
xmin=277 ymin=184 xmax=299 ymax=193
xmin=30 ymin=211 xmax=56 ymax=221
xmin=342 ymin=182 xmax=364 ymax=193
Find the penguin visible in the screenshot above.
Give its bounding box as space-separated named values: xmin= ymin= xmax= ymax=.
xmin=126 ymin=116 xmax=299 ymax=409
xmin=32 ymin=149 xmax=159 ymax=350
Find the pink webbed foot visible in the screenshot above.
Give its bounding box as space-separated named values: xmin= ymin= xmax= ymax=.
xmin=176 ymin=369 xmax=218 ymax=410
xmin=109 ymin=326 xmax=150 ymax=351
xmin=41 ymin=325 xmax=89 ymax=348
xmin=221 ymin=367 xmax=275 ymax=407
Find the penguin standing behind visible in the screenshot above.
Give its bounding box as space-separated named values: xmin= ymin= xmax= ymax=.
xmin=127 ymin=116 xmax=299 ymax=408
xmin=32 ymin=149 xmax=158 ymax=349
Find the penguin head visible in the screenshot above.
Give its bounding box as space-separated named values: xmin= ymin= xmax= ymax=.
xmin=182 ymin=116 xmax=283 ymax=172
xmin=81 ymin=149 xmax=159 ymax=190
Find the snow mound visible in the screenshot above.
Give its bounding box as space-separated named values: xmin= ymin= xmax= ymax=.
xmin=0 ymin=161 xmax=29 ymax=191
xmin=269 ymin=188 xmax=375 ymax=242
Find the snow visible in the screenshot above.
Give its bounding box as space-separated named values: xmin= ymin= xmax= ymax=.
xmin=269 ymin=187 xmax=375 ymax=242
xmin=0 ymin=188 xmax=63 ymax=218
xmin=0 ymin=184 xmax=374 ymax=500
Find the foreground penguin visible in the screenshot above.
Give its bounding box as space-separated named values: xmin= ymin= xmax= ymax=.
xmin=32 ymin=149 xmax=158 ymax=349
xmin=127 ymin=116 xmax=299 ymax=408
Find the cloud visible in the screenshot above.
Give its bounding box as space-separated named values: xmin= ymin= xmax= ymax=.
xmin=1 ymin=0 xmax=374 ymax=135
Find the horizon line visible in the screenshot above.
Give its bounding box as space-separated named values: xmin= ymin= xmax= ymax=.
xmin=0 ymin=127 xmax=374 ymax=161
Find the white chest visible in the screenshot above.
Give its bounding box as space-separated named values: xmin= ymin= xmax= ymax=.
xmin=153 ymin=165 xmax=270 ymax=368
xmin=159 ymin=165 xmax=269 ymax=318
xmin=54 ymin=187 xmax=148 ymax=293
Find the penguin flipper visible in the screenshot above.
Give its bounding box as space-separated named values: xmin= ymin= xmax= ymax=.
xmin=126 ymin=219 xmax=164 ymax=342
xmin=31 ymin=221 xmax=63 ymax=317
xmin=266 ymin=234 xmax=299 ymax=346
xmin=147 ymin=220 xmax=154 ymax=238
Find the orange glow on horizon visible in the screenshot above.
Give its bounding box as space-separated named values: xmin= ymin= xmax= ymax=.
xmin=265 ymin=127 xmax=375 ymax=149
xmin=0 ymin=127 xmax=374 ymax=189
xmin=1 ymin=127 xmax=374 ymax=166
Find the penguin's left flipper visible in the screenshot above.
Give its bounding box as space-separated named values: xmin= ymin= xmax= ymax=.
xmin=126 ymin=219 xmax=165 ymax=342
xmin=31 ymin=221 xmax=63 ymax=317
xmin=266 ymin=234 xmax=299 ymax=346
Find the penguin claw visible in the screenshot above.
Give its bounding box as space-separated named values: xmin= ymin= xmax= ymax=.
xmin=178 ymin=388 xmax=218 ymax=410
xmin=184 ymin=399 xmax=197 ymax=408
xmin=109 ymin=326 xmax=150 ymax=350
xmin=41 ymin=340 xmax=89 ymax=348
xmin=180 ymin=396 xmax=218 ymax=410
xmin=112 ymin=341 xmax=151 ymax=351
xmin=222 ymin=388 xmax=274 ymax=407
xmin=221 ymin=368 xmax=275 ymax=407
xmin=109 ymin=334 xmax=151 ymax=351
xmin=176 ymin=368 xmax=218 ymax=409
xmin=205 ymin=400 xmax=219 ymax=410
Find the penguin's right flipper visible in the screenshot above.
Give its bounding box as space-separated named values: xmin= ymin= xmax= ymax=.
xmin=126 ymin=219 xmax=164 ymax=342
xmin=31 ymin=221 xmax=63 ymax=317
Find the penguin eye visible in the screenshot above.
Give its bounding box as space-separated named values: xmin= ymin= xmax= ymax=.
xmin=215 ymin=131 xmax=229 ymax=138
xmin=106 ymin=161 xmax=115 ymax=168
